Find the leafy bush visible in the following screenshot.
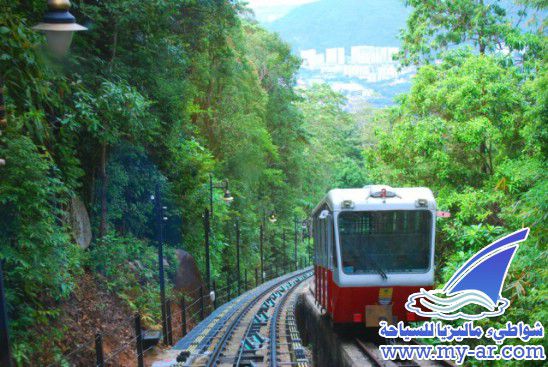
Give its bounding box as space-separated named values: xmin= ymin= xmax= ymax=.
xmin=0 ymin=136 xmax=83 ymax=364
xmin=87 ymin=235 xmax=177 ymax=326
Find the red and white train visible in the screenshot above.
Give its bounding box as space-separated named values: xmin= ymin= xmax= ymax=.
xmin=312 ymin=185 xmax=437 ymax=327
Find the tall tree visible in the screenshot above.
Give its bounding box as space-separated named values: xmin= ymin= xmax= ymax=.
xmin=396 ymin=0 xmax=515 ymax=65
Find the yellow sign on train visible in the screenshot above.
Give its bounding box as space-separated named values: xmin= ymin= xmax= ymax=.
xmin=379 ymin=287 xmax=393 ymax=299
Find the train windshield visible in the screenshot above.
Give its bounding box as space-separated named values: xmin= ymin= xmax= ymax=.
xmin=337 ymin=210 xmax=432 ymax=275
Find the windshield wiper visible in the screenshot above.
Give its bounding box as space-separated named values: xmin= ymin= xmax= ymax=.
xmin=366 ymin=254 xmax=388 ymax=280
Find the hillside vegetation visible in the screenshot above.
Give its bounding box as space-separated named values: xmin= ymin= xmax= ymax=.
xmin=362 ymin=1 xmax=547 ymax=364
xmin=0 ymin=0 xmax=546 ymax=366
xmin=0 ymin=0 xmax=352 ymax=364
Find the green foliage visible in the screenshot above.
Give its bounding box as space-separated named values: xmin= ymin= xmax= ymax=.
xmin=396 ymin=0 xmax=544 ymax=67
xmin=87 ymin=235 xmax=176 ymax=325
xmin=1 ymin=0 xmax=544 ymax=365
xmin=297 ymin=84 xmax=367 ymax=204
xmin=0 ymin=136 xmax=83 ymax=364
xmin=0 ymin=1 xmax=330 ymax=364
xmin=361 ymin=3 xmax=547 ymax=364
xmin=367 ymin=52 xmax=529 ymax=187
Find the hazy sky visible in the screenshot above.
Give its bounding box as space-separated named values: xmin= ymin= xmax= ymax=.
xmin=246 ymin=0 xmax=319 ymax=22
xmin=246 ymin=0 xmax=317 ymax=8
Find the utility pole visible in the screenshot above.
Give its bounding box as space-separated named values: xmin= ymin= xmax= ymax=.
xmin=235 ymin=218 xmax=241 ymax=295
xmin=0 ymin=81 xmax=5 ymax=125
xmin=0 ymin=81 xmax=6 ymax=167
xmin=259 ymin=222 xmax=264 ymax=283
xmin=209 ymin=174 xmax=233 ymax=218
xmin=209 ymin=174 xmax=213 ymax=217
xmin=294 ymin=216 xmax=298 ymax=270
xmin=204 ymin=208 xmax=211 ymax=290
xmin=308 ymin=234 xmax=312 ymax=265
xmin=155 ymin=185 xmax=168 ymax=345
xmin=0 ymin=261 xmax=12 ymax=367
xmin=0 ymin=81 xmax=10 ymax=366
xmin=282 ymin=229 xmax=286 ymax=272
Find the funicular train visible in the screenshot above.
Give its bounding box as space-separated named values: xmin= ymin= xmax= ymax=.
xmin=312 ymin=185 xmax=437 ymax=327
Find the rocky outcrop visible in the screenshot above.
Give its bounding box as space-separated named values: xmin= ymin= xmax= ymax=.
xmin=69 ymin=196 xmax=92 ymax=250
xmin=174 ymin=249 xmax=206 ymax=293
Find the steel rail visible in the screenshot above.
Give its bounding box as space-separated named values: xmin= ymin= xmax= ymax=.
xmin=205 ymin=269 xmax=311 ymax=367
xmin=234 ymin=272 xmax=311 ymax=367
xmin=269 ymin=275 xmax=307 ymax=367
xmin=233 ymin=310 xmax=256 ymax=367
xmin=355 ymin=338 xmax=397 ymax=367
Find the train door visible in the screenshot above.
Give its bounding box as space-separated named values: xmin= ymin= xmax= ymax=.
xmin=313 ymin=215 xmax=319 ymax=304
xmin=319 ymin=211 xmax=326 ymax=309
xmin=318 ymin=208 xmax=331 ymax=311
xmin=326 ymin=212 xmax=334 ymax=314
xmin=313 ymin=212 xmax=324 ymax=306
xmin=322 ymin=211 xmax=329 ymax=310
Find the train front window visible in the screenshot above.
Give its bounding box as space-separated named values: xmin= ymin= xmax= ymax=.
xmin=337 ymin=210 xmax=432 ymax=275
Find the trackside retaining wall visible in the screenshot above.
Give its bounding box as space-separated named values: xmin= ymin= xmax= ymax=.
xmin=295 ymin=283 xmax=371 ymax=367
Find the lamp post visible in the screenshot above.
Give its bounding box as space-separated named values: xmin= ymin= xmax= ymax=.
xmin=282 ymin=229 xmax=286 ymax=274
xmin=0 ymin=84 xmax=6 ymax=167
xmin=203 ymin=208 xmax=211 ymax=290
xmin=235 ymin=218 xmax=241 ymax=295
xmin=204 ymin=174 xmax=234 ymax=291
xmin=303 ymin=219 xmax=311 ymax=266
xmin=293 ymin=216 xmax=299 ymax=271
xmin=259 ymin=220 xmax=264 ymax=283
xmin=151 ymin=185 xmax=168 ymax=345
xmin=300 ymin=219 xmax=310 ymax=265
xmin=0 ymin=261 xmax=12 ymax=367
xmin=259 ymin=209 xmax=276 ymax=282
xmin=209 ymin=174 xmax=233 ymax=217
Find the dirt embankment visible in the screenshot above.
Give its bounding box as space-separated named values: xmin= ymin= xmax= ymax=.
xmin=49 ymin=272 xmax=139 ymax=366
xmin=46 ymin=271 xmax=199 ymax=367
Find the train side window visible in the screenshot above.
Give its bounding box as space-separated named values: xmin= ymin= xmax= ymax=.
xmin=313 ymin=217 xmax=317 ymax=263
xmin=316 ymin=215 xmax=321 ymax=266
xmin=328 ymin=214 xmax=338 ymax=269
xmin=326 ymin=214 xmax=332 ymax=269
xmin=321 ymin=215 xmax=327 ymax=266
xmin=317 ymin=214 xmax=324 ymax=267
xmin=315 ymin=216 xmax=322 ymax=266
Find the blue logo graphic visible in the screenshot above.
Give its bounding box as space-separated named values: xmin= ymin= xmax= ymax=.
xmin=406 ymin=228 xmax=530 ymax=320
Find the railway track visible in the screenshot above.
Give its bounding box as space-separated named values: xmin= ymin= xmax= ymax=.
xmin=267 ymin=272 xmax=309 ymax=367
xmin=355 ymin=337 xmax=456 ymax=367
xmin=176 ymin=269 xmax=312 ymax=366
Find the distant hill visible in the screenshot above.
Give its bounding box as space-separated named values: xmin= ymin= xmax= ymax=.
xmin=266 ymin=0 xmax=410 ymax=51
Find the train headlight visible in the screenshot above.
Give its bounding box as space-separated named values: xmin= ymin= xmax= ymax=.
xmin=341 ymin=200 xmax=354 ymax=209
xmin=416 ymin=198 xmax=428 ymax=208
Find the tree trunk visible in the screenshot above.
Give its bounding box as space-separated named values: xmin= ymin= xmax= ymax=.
xmin=99 ymin=142 xmax=108 ymax=238
xmin=479 ymin=42 xmax=486 ymax=55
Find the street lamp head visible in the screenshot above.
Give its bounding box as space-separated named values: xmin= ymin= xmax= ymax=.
xmin=222 ymin=189 xmax=234 ymax=203
xmin=268 ymin=211 xmax=277 ymax=223
xmin=33 ymin=0 xmax=87 ymax=57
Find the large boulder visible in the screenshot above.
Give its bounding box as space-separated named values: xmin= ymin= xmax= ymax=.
xmin=174 ymin=249 xmax=205 ymax=294
xmin=69 ymin=196 xmax=92 ymax=250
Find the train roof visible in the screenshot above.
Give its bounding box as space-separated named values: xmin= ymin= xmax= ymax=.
xmin=313 ymin=185 xmax=436 ymax=213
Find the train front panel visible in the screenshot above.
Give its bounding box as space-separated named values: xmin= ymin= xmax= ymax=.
xmin=312 ymin=186 xmax=437 ymax=327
